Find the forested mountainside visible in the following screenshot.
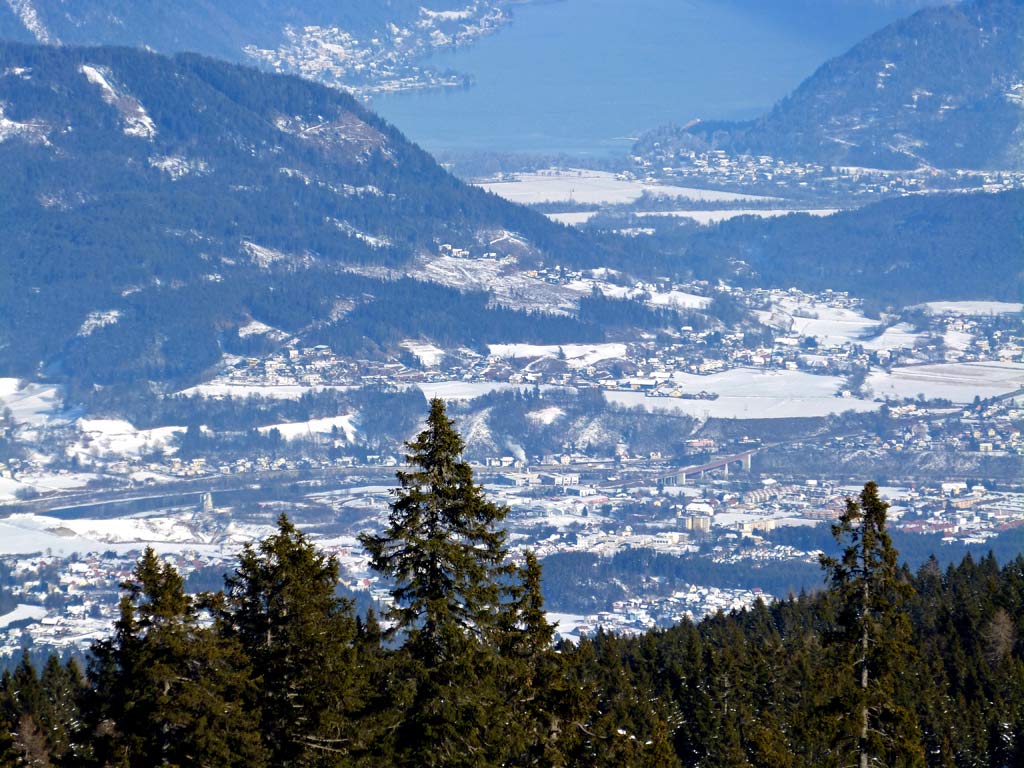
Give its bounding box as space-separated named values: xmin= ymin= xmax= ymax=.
xmin=0 ymin=0 xmax=505 ymax=89
xmin=637 ymin=0 xmax=1024 ymax=169
xmin=0 ymin=42 xmax=637 ymax=391
xmin=678 ymin=190 xmax=1024 ymax=306
xmin=3 ymin=406 xmax=1024 ymax=767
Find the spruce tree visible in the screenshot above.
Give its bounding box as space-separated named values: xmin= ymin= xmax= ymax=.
xmin=359 ymin=398 xmax=531 ymax=766
xmin=360 ymin=398 xmax=513 ymax=658
xmin=87 ymin=547 xmax=267 ymax=768
xmin=819 ymin=481 xmax=924 ymax=768
xmin=222 ymin=514 xmax=363 ymax=767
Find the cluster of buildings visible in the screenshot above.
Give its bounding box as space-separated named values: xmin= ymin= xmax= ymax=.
xmin=3 ymin=418 xmax=1024 ymax=657
xmin=631 ymin=147 xmax=1024 ymax=201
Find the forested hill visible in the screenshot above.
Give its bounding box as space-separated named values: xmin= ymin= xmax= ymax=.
xmin=637 ymin=0 xmax=1024 ymax=169
xmin=0 ymin=0 xmax=485 ymax=64
xmin=682 ymin=189 xmax=1024 ymax=307
xmin=0 ymin=42 xmax=622 ymax=390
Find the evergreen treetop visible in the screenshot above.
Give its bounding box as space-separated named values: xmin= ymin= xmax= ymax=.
xmin=360 ymin=398 xmax=515 ymax=658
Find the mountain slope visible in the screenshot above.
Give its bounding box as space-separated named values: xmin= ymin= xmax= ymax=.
xmin=0 ymin=0 xmax=512 ymax=93
xmin=682 ymin=190 xmax=1024 ymax=305
xmin=638 ymin=0 xmax=1024 ymax=169
xmin=0 ymin=42 xmax=614 ymax=389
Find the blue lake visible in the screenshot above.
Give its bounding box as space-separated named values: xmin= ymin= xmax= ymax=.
xmin=370 ymin=0 xmax=928 ymax=156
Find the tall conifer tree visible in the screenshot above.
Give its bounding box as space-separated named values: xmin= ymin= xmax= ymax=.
xmin=360 ymin=398 xmax=513 ymax=657
xmin=87 ymin=548 xmax=266 ymax=768
xmin=820 ymin=482 xmax=924 ymax=768
xmin=360 ymin=399 xmax=532 ymax=766
xmin=222 ymin=515 xmax=362 ymax=767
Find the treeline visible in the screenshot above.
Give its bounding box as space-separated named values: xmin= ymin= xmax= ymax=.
xmin=5 ymin=408 xmax=1024 ymax=766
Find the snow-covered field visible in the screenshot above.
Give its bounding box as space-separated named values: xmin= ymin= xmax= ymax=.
xmin=0 ymin=604 xmax=47 ymax=628
xmin=943 ymin=329 xmax=974 ymax=359
xmin=478 ymin=169 xmax=770 ymax=205
xmin=415 ymin=381 xmax=562 ymax=401
xmin=646 ymin=289 xmax=712 ymax=310
xmin=258 ymin=414 xmax=357 ymax=442
xmin=922 ymin=301 xmax=1023 ymax=316
xmin=0 ymin=378 xmax=62 ymax=426
xmin=545 ymin=211 xmax=599 ymax=225
xmin=545 ymin=209 xmax=839 ymax=227
xmin=859 ymin=323 xmax=921 ymax=352
xmin=0 ymin=471 xmax=98 ymax=503
xmin=0 ymin=515 xmax=104 ymax=555
xmin=416 ymin=381 xmax=516 ymax=401
xmin=607 ymin=368 xmax=877 ymax=419
xmin=488 ymin=343 xmax=628 ymax=368
xmin=72 ymin=418 xmax=184 ymax=458
xmin=0 ymin=512 xmax=276 ymax=556
xmin=867 ymin=362 xmax=1024 ymax=403
xmin=401 ymin=340 xmax=446 ymax=367
xmin=562 ymin=278 xmax=711 ymax=310
xmin=757 ymin=298 xmax=920 ymax=351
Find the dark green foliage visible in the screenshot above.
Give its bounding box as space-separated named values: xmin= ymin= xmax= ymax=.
xmin=85 ymin=548 xmax=267 ymax=768
xmin=359 ymin=399 xmax=524 ymax=766
xmin=820 ymin=482 xmax=924 ymax=767
xmin=361 ymin=399 xmax=513 ymax=653
xmin=222 ymin=516 xmax=364 ymax=766
xmin=577 ymin=290 xmax=684 ymax=330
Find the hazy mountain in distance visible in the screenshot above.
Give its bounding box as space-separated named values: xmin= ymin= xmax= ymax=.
xmin=637 ymin=0 xmax=1024 ymax=170
xmin=0 ymin=0 xmax=515 ymax=93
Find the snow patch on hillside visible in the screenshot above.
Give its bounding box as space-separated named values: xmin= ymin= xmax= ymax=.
xmin=5 ymin=0 xmax=56 ymax=44
xmin=417 ymin=254 xmax=579 ymax=315
xmin=0 ymin=102 xmax=49 ymax=146
xmin=149 ymin=155 xmax=210 ymax=180
xmin=238 ymin=320 xmax=289 ymax=340
xmin=274 ymin=112 xmax=387 ymax=159
xmin=527 ymin=406 xmax=565 ymax=425
xmin=79 ymin=64 xmax=156 ymax=140
xmin=329 ymin=218 xmax=391 ymax=248
xmin=0 ymin=379 xmax=62 ymax=428
xmin=0 ymin=604 xmax=47 ymax=628
xmin=241 ymin=240 xmax=288 ymax=268
xmin=458 ymin=408 xmax=497 ymax=454
xmin=77 ymin=310 xmax=121 ymax=337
